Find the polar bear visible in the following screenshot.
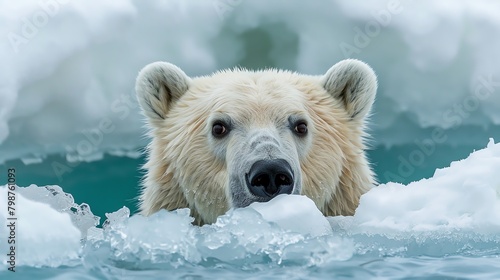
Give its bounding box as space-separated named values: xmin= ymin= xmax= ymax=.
xmin=135 ymin=59 xmax=377 ymax=225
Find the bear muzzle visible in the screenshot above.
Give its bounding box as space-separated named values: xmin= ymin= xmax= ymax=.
xmin=245 ymin=159 xmax=294 ymax=199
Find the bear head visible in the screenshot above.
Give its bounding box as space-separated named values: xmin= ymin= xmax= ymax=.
xmin=135 ymin=59 xmax=377 ymax=225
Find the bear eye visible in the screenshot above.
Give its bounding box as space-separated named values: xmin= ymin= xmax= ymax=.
xmin=294 ymin=122 xmax=308 ymax=136
xmin=212 ymin=122 xmax=228 ymax=138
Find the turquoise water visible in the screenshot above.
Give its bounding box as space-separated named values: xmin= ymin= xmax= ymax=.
xmin=7 ymin=256 xmax=500 ymax=279
xmin=2 ymin=143 xmax=500 ymax=279
xmin=2 ymin=227 xmax=500 ymax=279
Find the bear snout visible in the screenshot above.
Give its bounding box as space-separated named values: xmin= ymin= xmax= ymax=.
xmin=246 ymin=159 xmax=294 ymax=199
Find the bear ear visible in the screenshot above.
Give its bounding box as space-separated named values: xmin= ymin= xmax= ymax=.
xmin=135 ymin=62 xmax=191 ymax=126
xmin=322 ymin=59 xmax=377 ymax=121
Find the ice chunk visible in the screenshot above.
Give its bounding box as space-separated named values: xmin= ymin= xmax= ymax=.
xmin=102 ymin=206 xmax=130 ymax=229
xmin=89 ymin=205 xmax=350 ymax=269
xmin=329 ymin=139 xmax=500 ymax=256
xmin=249 ymin=194 xmax=333 ymax=237
xmin=203 ymin=206 xmax=350 ymax=265
xmin=107 ymin=149 xmax=143 ymax=159
xmin=65 ymin=151 xmax=104 ymax=163
xmin=353 ymin=138 xmax=500 ymax=234
xmin=20 ymin=154 xmax=44 ymax=165
xmin=97 ymin=208 xmax=201 ymax=266
xmin=17 ymin=185 xmax=100 ymax=238
xmin=0 ymin=186 xmax=81 ymax=268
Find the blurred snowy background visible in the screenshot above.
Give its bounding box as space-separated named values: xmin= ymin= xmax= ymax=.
xmin=1 ymin=0 xmax=499 ymax=217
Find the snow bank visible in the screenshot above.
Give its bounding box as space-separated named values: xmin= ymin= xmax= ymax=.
xmin=329 ymin=138 xmax=500 ymax=256
xmin=1 ymin=0 xmax=500 ymax=162
xmin=331 ymin=138 xmax=500 ymax=234
xmin=0 ymin=186 xmax=82 ymax=268
xmin=0 ymin=0 xmax=219 ymax=162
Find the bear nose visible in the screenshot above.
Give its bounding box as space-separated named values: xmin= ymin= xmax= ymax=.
xmin=246 ymin=159 xmax=294 ymax=198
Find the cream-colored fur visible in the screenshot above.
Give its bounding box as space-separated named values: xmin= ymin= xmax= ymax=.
xmin=136 ymin=59 xmax=377 ymax=225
